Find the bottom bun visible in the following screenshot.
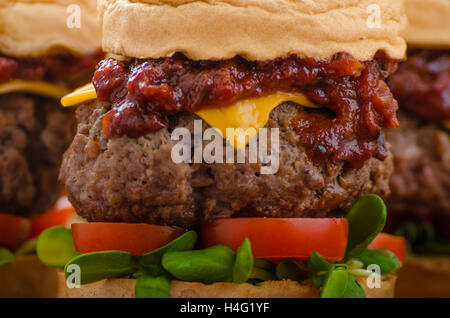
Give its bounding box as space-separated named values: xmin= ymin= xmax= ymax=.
xmin=395 ymin=255 xmax=450 ymax=298
xmin=0 ymin=255 xmax=58 ymax=298
xmin=56 ymin=272 xmax=396 ymax=298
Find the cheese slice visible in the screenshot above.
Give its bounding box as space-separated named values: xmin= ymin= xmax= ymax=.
xmin=61 ymin=83 xmax=97 ymax=107
xmin=196 ymin=93 xmax=316 ymax=148
xmin=61 ymin=83 xmax=316 ymax=148
xmin=0 ymin=80 xmax=70 ymax=99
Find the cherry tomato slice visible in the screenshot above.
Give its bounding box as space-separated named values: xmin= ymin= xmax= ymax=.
xmin=202 ymin=217 xmax=348 ymax=261
xmin=0 ymin=214 xmax=31 ymax=250
xmin=369 ymin=232 xmax=406 ymax=262
xmin=72 ymin=222 xmax=185 ymax=255
xmin=28 ymin=196 xmax=75 ymax=239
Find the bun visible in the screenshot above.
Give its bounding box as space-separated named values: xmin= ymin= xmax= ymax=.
xmin=0 ymin=0 xmax=101 ymax=57
xmin=0 ymin=255 xmax=58 ymax=298
xmin=98 ymin=0 xmax=407 ymax=61
xmin=0 ymin=256 xmax=398 ymax=298
xmin=395 ymin=256 xmax=450 ymax=297
xmin=56 ymin=272 xmax=397 ymax=298
xmin=403 ymin=0 xmax=450 ymax=48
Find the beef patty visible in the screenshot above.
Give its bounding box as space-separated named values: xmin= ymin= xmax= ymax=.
xmin=60 ymin=100 xmax=393 ymax=228
xmin=386 ymin=111 xmax=450 ymax=216
xmin=0 ymin=93 xmax=76 ymax=217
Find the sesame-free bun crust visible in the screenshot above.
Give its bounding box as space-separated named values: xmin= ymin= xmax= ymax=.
xmin=395 ymin=256 xmax=450 ymax=297
xmin=56 ymin=272 xmax=397 ymax=298
xmin=403 ymin=0 xmax=450 ymax=48
xmin=0 ymin=0 xmax=101 ymax=57
xmin=0 ymin=255 xmax=58 ymax=298
xmin=98 ymin=0 xmax=407 ymax=61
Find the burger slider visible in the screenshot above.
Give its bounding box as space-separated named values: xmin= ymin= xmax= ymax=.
xmin=0 ymin=0 xmax=101 ymax=297
xmin=46 ymin=0 xmax=407 ymax=298
xmin=385 ymin=0 xmax=450 ymax=297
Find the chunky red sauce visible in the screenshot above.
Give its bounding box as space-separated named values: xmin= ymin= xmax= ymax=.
xmin=388 ymin=49 xmax=450 ymax=121
xmin=94 ymin=52 xmax=399 ymax=167
xmin=0 ymin=50 xmax=104 ymax=87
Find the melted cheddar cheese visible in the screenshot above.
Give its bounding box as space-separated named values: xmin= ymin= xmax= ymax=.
xmin=61 ymin=83 xmax=318 ymax=148
xmin=0 ymin=80 xmax=70 ymax=99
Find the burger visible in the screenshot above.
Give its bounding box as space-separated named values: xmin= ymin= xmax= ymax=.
xmin=39 ymin=0 xmax=407 ymax=298
xmin=0 ymin=0 xmax=101 ymax=297
xmin=384 ymin=0 xmax=450 ymax=297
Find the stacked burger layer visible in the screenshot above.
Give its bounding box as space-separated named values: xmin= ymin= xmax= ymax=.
xmin=385 ymin=0 xmax=450 ymax=297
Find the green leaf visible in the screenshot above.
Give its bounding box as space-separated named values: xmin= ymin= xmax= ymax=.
xmin=138 ymin=231 xmax=197 ymax=268
xmin=162 ymin=245 xmax=235 ymax=284
xmin=135 ymin=275 xmax=171 ymax=298
xmin=233 ymin=238 xmax=253 ymax=284
xmin=395 ymin=221 xmax=450 ymax=255
xmin=415 ymin=242 xmax=450 ymax=254
xmin=395 ymin=221 xmax=426 ymax=243
xmin=15 ymin=237 xmax=37 ymax=255
xmin=346 ymin=259 xmax=364 ymax=270
xmin=320 ymin=266 xmax=366 ymax=298
xmin=137 ymin=231 xmax=197 ymax=277
xmin=334 ymin=263 xmax=348 ymax=270
xmin=359 ymin=249 xmax=401 ymax=273
xmin=249 ymin=267 xmax=277 ymax=281
xmin=37 ymin=226 xmax=79 ymax=268
xmin=311 ymin=275 xmax=325 ymax=287
xmin=306 ymin=252 xmax=330 ymax=287
xmin=253 ymin=259 xmax=276 ymax=271
xmin=307 ymin=252 xmax=330 ymax=273
xmin=64 ymin=251 xmax=137 ymax=284
xmin=250 ymin=259 xmax=277 ymax=281
xmin=139 ymin=264 xmax=167 ymax=277
xmin=345 ymin=194 xmax=387 ymax=259
xmin=275 ymin=259 xmax=306 ymax=281
xmin=0 ymin=248 xmax=15 ymax=266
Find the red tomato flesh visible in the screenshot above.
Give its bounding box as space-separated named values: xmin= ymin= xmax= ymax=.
xmin=202 ymin=218 xmax=348 ymax=261
xmin=72 ymin=222 xmax=185 ymax=255
xmin=369 ymin=232 xmax=406 ymax=262
xmin=0 ymin=214 xmax=31 ymax=250
xmin=28 ymin=196 xmax=75 ymax=239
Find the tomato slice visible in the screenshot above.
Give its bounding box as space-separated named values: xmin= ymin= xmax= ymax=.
xmin=28 ymin=196 xmax=76 ymax=239
xmin=72 ymin=223 xmax=185 ymax=255
xmin=0 ymin=214 xmax=31 ymax=250
xmin=368 ymin=232 xmax=406 ymax=262
xmin=202 ymin=218 xmax=348 ymax=261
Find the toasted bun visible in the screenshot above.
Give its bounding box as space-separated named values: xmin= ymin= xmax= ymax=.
xmin=98 ymin=0 xmax=407 ymax=61
xmin=56 ymin=272 xmax=397 ymax=298
xmin=0 ymin=255 xmax=58 ymax=298
xmin=0 ymin=0 xmax=101 ymax=57
xmin=395 ymin=256 xmax=450 ymax=297
xmin=403 ymin=0 xmax=450 ymax=48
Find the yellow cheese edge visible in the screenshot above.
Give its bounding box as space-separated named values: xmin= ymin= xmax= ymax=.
xmin=196 ymin=92 xmax=316 ymax=148
xmin=61 ymin=83 xmax=97 ymax=106
xmin=60 ymin=83 xmax=317 ymax=148
xmin=0 ymin=80 xmax=70 ymax=100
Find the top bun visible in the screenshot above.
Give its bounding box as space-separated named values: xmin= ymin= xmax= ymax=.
xmin=0 ymin=0 xmax=101 ymax=57
xmin=98 ymin=0 xmax=407 ymax=61
xmin=403 ymin=0 xmax=450 ymax=48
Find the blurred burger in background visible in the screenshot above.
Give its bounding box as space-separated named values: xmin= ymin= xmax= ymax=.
xmin=0 ymin=0 xmax=101 ymax=297
xmin=385 ymin=0 xmax=450 ymax=297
